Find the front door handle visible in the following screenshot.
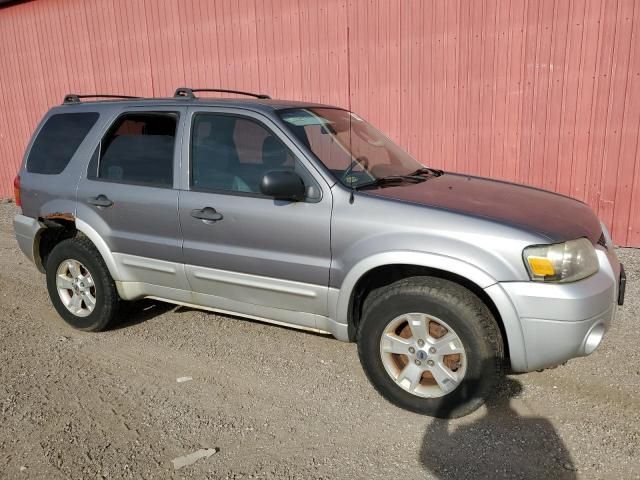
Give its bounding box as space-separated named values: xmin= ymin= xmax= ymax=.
xmin=88 ymin=194 xmax=114 ymax=208
xmin=191 ymin=207 xmax=223 ymax=223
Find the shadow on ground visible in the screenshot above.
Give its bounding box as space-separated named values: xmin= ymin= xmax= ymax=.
xmin=420 ymin=377 xmax=577 ymax=479
xmin=111 ymin=299 xmax=176 ymax=330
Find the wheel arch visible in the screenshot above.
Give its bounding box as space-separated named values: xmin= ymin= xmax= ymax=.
xmin=34 ymin=217 xmax=121 ymax=282
xmin=34 ymin=214 xmax=78 ymax=273
xmin=336 ymin=252 xmax=526 ymax=370
xmin=74 ymin=218 xmax=121 ymax=280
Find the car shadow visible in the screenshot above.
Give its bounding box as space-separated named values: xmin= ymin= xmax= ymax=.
xmin=420 ymin=376 xmax=577 ymax=479
xmin=110 ymin=299 xmax=176 ymax=330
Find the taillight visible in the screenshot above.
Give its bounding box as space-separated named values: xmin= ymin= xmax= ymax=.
xmin=13 ymin=175 xmax=21 ymax=207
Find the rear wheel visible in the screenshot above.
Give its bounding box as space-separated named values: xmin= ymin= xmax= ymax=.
xmin=46 ymin=236 xmax=120 ymax=331
xmin=357 ymin=276 xmax=503 ymax=418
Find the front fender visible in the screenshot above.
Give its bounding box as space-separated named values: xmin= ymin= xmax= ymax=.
xmin=333 ymin=251 xmax=498 ymax=322
xmin=332 ymin=250 xmax=528 ymax=371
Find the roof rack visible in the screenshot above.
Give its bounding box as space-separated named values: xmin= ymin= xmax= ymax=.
xmin=173 ymin=87 xmax=271 ymax=100
xmin=63 ymin=94 xmax=143 ymax=104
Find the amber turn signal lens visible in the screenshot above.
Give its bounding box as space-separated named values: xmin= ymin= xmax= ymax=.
xmin=527 ymin=256 xmax=556 ymax=276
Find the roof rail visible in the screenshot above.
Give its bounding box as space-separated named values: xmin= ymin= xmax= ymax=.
xmin=174 ymin=87 xmax=271 ymax=100
xmin=63 ymin=94 xmax=143 ymax=104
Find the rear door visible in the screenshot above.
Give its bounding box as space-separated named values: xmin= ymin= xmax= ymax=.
xmin=76 ymin=106 xmax=188 ymax=290
xmin=178 ymin=107 xmax=333 ymax=328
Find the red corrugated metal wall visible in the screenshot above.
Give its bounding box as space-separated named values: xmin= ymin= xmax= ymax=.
xmin=1 ymin=0 xmax=639 ymax=245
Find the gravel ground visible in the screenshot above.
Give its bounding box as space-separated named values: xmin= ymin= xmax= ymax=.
xmin=0 ymin=202 xmax=638 ymax=479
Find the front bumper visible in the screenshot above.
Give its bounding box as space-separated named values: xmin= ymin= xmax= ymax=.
xmin=495 ymin=247 xmax=621 ymax=372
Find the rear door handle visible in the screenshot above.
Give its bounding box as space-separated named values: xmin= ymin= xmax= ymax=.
xmin=191 ymin=207 xmax=223 ymax=223
xmin=88 ymin=195 xmax=114 ymax=208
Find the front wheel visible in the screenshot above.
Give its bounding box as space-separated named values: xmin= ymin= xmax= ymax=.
xmin=357 ymin=277 xmax=504 ymax=418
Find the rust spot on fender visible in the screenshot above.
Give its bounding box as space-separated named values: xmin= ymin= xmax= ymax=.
xmin=42 ymin=212 xmax=75 ymax=222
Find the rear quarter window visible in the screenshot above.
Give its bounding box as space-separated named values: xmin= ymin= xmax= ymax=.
xmin=27 ymin=112 xmax=99 ymax=174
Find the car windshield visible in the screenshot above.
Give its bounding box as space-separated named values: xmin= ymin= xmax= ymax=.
xmin=278 ymin=108 xmax=427 ymax=188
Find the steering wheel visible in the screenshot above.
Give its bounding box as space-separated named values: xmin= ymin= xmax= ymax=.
xmin=342 ymin=156 xmax=370 ymax=184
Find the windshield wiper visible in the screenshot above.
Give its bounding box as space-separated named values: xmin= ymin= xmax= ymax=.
xmin=354 ymin=175 xmax=426 ymax=190
xmin=406 ymin=167 xmax=444 ymax=177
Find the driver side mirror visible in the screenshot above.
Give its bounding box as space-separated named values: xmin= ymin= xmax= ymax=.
xmin=260 ymin=170 xmax=306 ymax=201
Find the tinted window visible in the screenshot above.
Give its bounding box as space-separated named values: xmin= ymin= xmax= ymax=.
xmin=27 ymin=112 xmax=99 ymax=174
xmin=98 ymin=113 xmax=177 ymax=187
xmin=191 ymin=114 xmax=297 ymax=194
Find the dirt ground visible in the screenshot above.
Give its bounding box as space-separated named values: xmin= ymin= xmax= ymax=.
xmin=0 ymin=202 xmax=638 ymax=479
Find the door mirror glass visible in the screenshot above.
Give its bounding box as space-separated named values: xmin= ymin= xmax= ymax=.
xmin=260 ymin=170 xmax=306 ymax=201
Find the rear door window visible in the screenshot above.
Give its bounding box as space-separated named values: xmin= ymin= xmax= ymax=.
xmin=95 ymin=113 xmax=178 ymax=188
xmin=27 ymin=112 xmax=99 ymax=174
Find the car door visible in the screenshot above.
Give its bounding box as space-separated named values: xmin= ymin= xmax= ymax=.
xmin=76 ymin=106 xmax=188 ymax=290
xmin=178 ymin=107 xmax=333 ymax=330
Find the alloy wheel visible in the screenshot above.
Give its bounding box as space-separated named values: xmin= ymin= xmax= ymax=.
xmin=379 ymin=312 xmax=467 ymax=398
xmin=55 ymin=259 xmax=97 ymax=317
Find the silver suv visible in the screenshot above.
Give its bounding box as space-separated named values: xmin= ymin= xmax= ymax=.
xmin=13 ymin=88 xmax=625 ymax=418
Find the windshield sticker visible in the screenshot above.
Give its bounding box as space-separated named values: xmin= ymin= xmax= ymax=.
xmin=344 ymin=175 xmax=359 ymax=185
xmin=281 ymin=112 xmax=327 ymax=127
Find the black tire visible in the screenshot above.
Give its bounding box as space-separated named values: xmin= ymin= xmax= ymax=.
xmin=357 ymin=276 xmax=504 ymax=418
xmin=45 ymin=236 xmax=120 ymax=332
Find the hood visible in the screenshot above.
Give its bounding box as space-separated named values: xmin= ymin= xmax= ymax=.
xmin=362 ymin=173 xmax=602 ymax=243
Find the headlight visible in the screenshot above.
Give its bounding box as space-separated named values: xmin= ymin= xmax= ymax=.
xmin=523 ymin=238 xmax=599 ymax=283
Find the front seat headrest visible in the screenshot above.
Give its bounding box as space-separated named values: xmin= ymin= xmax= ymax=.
xmin=262 ymin=136 xmax=289 ymax=168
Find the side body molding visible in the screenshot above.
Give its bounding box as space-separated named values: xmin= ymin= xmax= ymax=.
xmin=332 ymin=250 xmax=528 ymax=371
